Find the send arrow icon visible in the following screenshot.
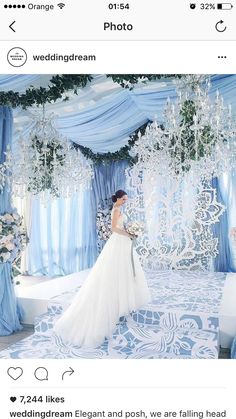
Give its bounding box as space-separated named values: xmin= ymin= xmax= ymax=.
xmin=9 ymin=21 xmax=16 ymax=32
xmin=62 ymin=367 xmax=75 ymax=380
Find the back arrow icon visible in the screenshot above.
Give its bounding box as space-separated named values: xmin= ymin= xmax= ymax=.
xmin=9 ymin=21 xmax=16 ymax=32
xmin=62 ymin=367 xmax=74 ymax=380
xmin=215 ymin=20 xmax=227 ymax=32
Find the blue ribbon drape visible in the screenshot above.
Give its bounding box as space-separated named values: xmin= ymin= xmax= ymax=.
xmin=0 ymin=106 xmax=22 ymax=335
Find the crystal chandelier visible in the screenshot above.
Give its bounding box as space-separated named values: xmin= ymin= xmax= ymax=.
xmin=5 ymin=106 xmax=94 ymax=202
xmin=129 ymin=75 xmax=236 ymax=186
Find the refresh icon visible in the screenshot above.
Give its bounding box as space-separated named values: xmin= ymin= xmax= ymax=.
xmin=215 ymin=20 xmax=227 ymax=33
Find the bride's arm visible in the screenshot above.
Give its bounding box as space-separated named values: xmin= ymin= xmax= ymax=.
xmin=111 ymin=208 xmax=133 ymax=238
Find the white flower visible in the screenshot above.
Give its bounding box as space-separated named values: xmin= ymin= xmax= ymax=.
xmin=18 ymin=226 xmax=25 ymax=234
xmin=2 ymin=252 xmax=11 ymax=262
xmin=5 ymin=242 xmax=15 ymax=251
xmin=126 ymin=221 xmax=145 ymax=237
xmin=5 ymin=234 xmax=14 ymax=241
xmin=3 ymin=214 xmax=14 ymax=222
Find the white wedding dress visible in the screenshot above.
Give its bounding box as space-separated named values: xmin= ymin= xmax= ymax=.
xmin=54 ymin=209 xmax=150 ymax=348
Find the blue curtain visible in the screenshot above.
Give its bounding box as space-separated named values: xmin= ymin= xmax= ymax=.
xmin=24 ymin=160 xmax=129 ymax=276
xmin=211 ymin=177 xmax=233 ymax=272
xmin=218 ymin=171 xmax=236 ymax=271
xmin=0 ymin=106 xmax=22 ymax=335
xmin=25 ymin=189 xmax=96 ymax=276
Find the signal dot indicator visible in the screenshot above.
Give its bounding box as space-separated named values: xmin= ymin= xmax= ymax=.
xmin=4 ymin=4 xmax=26 ymax=8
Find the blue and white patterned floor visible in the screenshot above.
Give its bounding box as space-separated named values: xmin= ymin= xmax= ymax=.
xmin=0 ymin=270 xmax=226 ymax=359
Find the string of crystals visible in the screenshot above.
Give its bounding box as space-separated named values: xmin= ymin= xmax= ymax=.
xmin=5 ymin=106 xmax=94 ymax=202
xmin=129 ymin=75 xmax=236 ymax=186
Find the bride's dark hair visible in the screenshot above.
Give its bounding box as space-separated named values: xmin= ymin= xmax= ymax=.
xmin=111 ymin=189 xmax=127 ymax=203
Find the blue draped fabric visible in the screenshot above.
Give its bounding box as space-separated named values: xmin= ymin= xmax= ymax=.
xmin=0 ymin=106 xmax=22 ymax=335
xmin=25 ymin=161 xmax=128 ymax=276
xmin=218 ymin=170 xmax=236 ymax=271
xmin=0 ymin=74 xmax=234 ymax=153
xmin=211 ymin=178 xmax=233 ymax=272
xmin=25 ymin=189 xmax=96 ymax=276
xmin=0 ymin=75 xmax=42 ymax=92
xmin=55 ymin=75 xmax=236 ymax=152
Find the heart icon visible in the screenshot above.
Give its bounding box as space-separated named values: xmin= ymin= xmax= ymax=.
xmin=10 ymin=397 xmax=17 ymax=403
xmin=7 ymin=367 xmax=23 ymax=381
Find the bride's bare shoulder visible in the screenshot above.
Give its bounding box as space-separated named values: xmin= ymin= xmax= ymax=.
xmin=111 ymin=207 xmax=120 ymax=216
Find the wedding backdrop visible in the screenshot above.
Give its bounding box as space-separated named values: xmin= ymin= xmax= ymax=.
xmin=1 ymin=74 xmax=236 ymax=359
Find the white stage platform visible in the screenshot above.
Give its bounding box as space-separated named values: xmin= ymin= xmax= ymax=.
xmin=0 ymin=269 xmax=235 ymax=359
xmin=15 ymin=269 xmax=236 ymax=349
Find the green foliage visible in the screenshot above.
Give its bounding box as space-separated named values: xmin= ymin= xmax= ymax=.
xmin=0 ymin=75 xmax=93 ymax=109
xmin=0 ymin=74 xmax=183 ymax=108
xmin=107 ymin=74 xmax=182 ymax=89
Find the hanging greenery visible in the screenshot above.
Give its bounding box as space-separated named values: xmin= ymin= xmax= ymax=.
xmin=0 ymin=74 xmax=183 ymax=109
xmin=73 ymin=122 xmax=149 ymax=165
xmin=107 ymin=74 xmax=183 ymax=89
xmin=0 ymin=75 xmax=94 ymax=109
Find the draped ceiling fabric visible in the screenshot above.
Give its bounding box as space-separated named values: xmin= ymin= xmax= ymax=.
xmin=1 ymin=74 xmax=236 ymax=274
xmin=0 ymin=74 xmax=235 ymax=152
xmin=0 ymin=106 xmax=22 ymax=335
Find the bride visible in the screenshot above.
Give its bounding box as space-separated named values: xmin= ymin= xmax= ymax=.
xmin=54 ymin=189 xmax=150 ymax=347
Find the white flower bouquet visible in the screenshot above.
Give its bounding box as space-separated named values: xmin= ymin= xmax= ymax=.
xmin=126 ymin=220 xmax=145 ymax=237
xmin=0 ymin=212 xmax=28 ymax=265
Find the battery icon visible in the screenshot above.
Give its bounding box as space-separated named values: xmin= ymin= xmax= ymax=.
xmin=217 ymin=3 xmax=233 ymax=8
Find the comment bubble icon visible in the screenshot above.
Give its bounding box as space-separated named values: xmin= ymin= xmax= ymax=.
xmin=34 ymin=367 xmax=48 ymax=381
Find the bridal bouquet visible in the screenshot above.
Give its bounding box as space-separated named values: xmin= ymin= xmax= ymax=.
xmin=126 ymin=220 xmax=145 ymax=237
xmin=0 ymin=212 xmax=28 ymax=265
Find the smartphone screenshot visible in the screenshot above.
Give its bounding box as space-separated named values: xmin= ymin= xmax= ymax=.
xmin=0 ymin=1 xmax=236 ymax=418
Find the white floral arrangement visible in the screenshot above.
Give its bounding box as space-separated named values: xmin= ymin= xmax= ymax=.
xmin=96 ymin=210 xmax=112 ymax=241
xmin=126 ymin=220 xmax=145 ymax=237
xmin=0 ymin=212 xmax=28 ymax=264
